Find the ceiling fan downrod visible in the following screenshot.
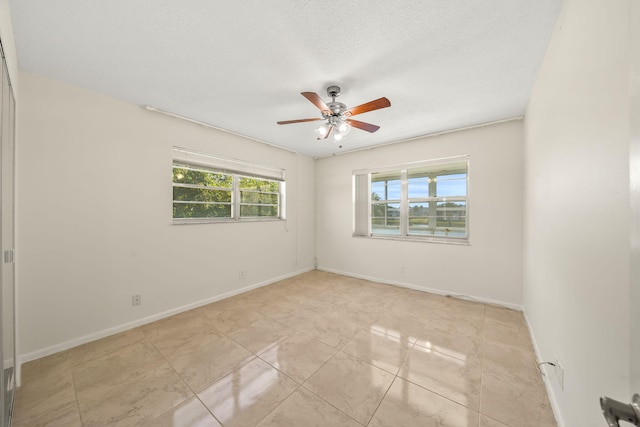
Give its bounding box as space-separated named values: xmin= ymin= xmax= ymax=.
xmin=325 ymin=86 xmax=346 ymax=117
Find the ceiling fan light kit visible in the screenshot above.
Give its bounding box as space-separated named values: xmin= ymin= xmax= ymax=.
xmin=277 ymin=86 xmax=391 ymax=148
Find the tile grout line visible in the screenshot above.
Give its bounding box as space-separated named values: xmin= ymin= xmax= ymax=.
xmin=67 ymin=351 xmax=86 ymax=426
xmin=300 ymin=382 xmax=365 ymax=427
xmin=289 ymin=283 xmax=371 ymax=426
xmin=390 ymin=305 xmax=487 ymax=423
xmin=174 ymin=307 xmax=310 ymax=426
xmin=252 ymin=383 xmax=304 ymax=426
xmin=252 ymin=364 xmax=304 ymax=427
xmin=198 ymin=282 xmax=370 ymax=426
xmin=255 ymin=340 xmax=339 ymax=387
xmin=141 ymin=332 xmax=228 ymax=426
xmin=478 ymin=305 xmax=487 ymax=427
xmin=365 ymin=339 xmax=417 ymax=426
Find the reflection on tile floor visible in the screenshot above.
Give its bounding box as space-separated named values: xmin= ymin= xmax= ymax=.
xmin=13 ymin=270 xmax=557 ymax=426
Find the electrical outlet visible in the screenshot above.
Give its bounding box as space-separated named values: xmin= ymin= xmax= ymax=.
xmin=239 ymin=270 xmax=245 ymax=279
xmin=554 ymin=356 xmax=564 ymax=390
xmin=132 ymin=294 xmax=141 ymax=306
xmin=400 ymin=266 xmax=406 ymax=274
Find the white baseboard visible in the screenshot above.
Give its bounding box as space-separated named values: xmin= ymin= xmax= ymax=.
xmin=19 ymin=266 xmax=314 ymax=366
xmin=317 ymin=266 xmax=524 ymax=311
xmin=523 ymin=311 xmax=565 ymax=427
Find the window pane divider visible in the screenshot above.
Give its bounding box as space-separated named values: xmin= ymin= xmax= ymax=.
xmin=408 ymin=196 xmax=466 ymax=202
xmin=172 ymin=200 xmax=231 ymax=205
xmin=240 ymin=190 xmax=280 ymax=195
xmin=173 ymin=183 xmax=232 ymax=191
xmin=400 ymin=169 xmax=408 ymax=237
xmin=232 ymin=174 xmax=240 ymax=221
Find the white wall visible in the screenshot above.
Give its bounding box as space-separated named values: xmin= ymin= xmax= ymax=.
xmin=16 ymin=72 xmax=315 ymax=360
xmin=315 ymin=120 xmax=524 ymax=306
xmin=523 ymin=0 xmax=631 ymax=425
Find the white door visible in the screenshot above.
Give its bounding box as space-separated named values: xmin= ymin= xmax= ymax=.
xmin=600 ymin=1 xmax=640 ymax=424
xmin=630 ymin=0 xmax=640 ymax=400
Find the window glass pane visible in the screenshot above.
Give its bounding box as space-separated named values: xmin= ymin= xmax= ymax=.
xmin=436 ymin=200 xmax=466 ymax=214
xmin=436 ymin=175 xmax=467 ymax=197
xmin=172 ymin=166 xmax=232 ymax=188
xmin=173 ymin=203 xmax=231 ymax=218
xmin=408 ymin=202 xmax=433 ymax=234
xmin=371 ymin=203 xmax=385 ymax=218
xmin=437 ymin=172 xmax=466 ymax=181
xmin=371 ymin=203 xmax=400 ymax=218
xmin=371 ymin=181 xmax=386 ymax=198
xmin=173 ymin=187 xmax=232 ymax=203
xmin=241 ymin=192 xmax=278 ymax=204
xmin=240 ymin=205 xmax=278 ymax=217
xmin=431 ymin=228 xmax=466 ymax=238
xmin=408 ymin=164 xmax=467 ymax=198
xmin=238 ymin=177 xmax=280 ymax=218
xmin=371 ymin=173 xmax=401 ymax=201
xmin=408 ymin=202 xmax=430 ymax=213
xmin=436 ymin=201 xmax=466 ymax=234
xmin=407 ymin=176 xmax=430 ymax=199
xmin=239 ymin=177 xmax=279 ymax=192
xmin=371 ymin=202 xmax=401 ymax=235
xmin=408 ymin=218 xmax=436 ymax=235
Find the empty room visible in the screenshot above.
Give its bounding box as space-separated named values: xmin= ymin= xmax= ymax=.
xmin=0 ymin=0 xmax=637 ymax=426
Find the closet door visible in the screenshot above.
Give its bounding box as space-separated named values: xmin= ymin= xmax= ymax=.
xmin=0 ymin=48 xmax=16 ymax=427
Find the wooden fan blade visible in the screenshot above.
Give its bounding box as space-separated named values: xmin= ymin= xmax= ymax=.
xmin=301 ymin=92 xmax=331 ymax=114
xmin=277 ymin=118 xmax=323 ymax=125
xmin=344 ymin=97 xmax=391 ymax=117
xmin=317 ymin=125 xmax=333 ymax=140
xmin=347 ymin=119 xmax=381 ymax=133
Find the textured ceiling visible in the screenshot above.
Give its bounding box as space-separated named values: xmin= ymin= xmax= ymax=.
xmin=10 ymin=0 xmax=562 ymax=157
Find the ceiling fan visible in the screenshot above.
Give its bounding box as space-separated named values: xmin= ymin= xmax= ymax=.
xmin=277 ymin=86 xmax=391 ymax=142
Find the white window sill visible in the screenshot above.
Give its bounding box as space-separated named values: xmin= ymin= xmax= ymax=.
xmin=353 ymin=234 xmax=470 ymax=246
xmin=173 ymin=218 xmax=285 ymax=225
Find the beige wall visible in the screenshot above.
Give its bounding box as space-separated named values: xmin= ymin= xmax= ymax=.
xmin=523 ymin=0 xmax=631 ymax=425
xmin=315 ymin=120 xmax=525 ymax=306
xmin=16 ymin=72 xmax=316 ymax=359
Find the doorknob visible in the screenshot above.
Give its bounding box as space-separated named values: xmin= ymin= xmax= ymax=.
xmin=600 ymin=394 xmax=640 ymax=426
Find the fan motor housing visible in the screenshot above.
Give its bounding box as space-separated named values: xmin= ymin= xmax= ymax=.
xmin=325 ymin=102 xmax=347 ymax=117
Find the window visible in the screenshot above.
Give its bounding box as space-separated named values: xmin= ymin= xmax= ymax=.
xmin=239 ymin=176 xmax=281 ymax=217
xmin=371 ymin=172 xmax=402 ymax=236
xmin=172 ymin=147 xmax=285 ymax=223
xmin=173 ymin=165 xmax=233 ymax=219
xmin=354 ymin=156 xmax=468 ymax=243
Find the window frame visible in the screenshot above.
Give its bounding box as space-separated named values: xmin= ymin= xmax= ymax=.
xmin=172 ymin=148 xmax=286 ymax=224
xmin=237 ymin=174 xmax=283 ymax=219
xmin=353 ymin=155 xmax=470 ymax=244
xmin=172 ymin=163 xmax=234 ymax=220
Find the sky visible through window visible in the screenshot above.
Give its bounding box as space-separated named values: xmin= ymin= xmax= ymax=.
xmin=372 ymin=173 xmax=466 ymax=200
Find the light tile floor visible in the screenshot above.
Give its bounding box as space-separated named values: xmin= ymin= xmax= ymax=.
xmin=12 ymin=270 xmax=557 ymax=426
